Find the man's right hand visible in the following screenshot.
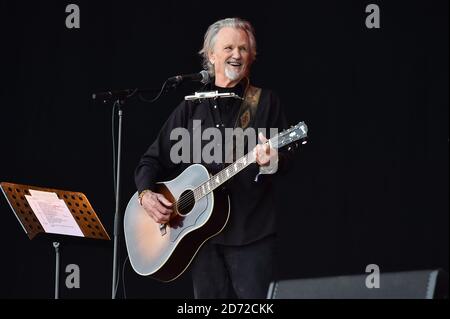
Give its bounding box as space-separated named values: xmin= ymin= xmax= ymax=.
xmin=140 ymin=191 xmax=173 ymax=224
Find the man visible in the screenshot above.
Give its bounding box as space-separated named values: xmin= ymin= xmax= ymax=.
xmin=135 ymin=17 xmax=295 ymax=298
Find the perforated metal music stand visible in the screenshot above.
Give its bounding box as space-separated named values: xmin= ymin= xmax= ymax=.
xmin=0 ymin=181 xmax=110 ymax=298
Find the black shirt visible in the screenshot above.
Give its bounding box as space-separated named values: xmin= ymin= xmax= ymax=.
xmin=135 ymin=82 xmax=294 ymax=245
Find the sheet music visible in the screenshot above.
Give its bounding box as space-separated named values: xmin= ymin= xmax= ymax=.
xmin=25 ymin=192 xmax=84 ymax=237
xmin=29 ymin=189 xmax=59 ymax=200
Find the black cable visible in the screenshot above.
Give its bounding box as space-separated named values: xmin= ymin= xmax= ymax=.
xmin=126 ymin=88 xmax=138 ymax=99
xmin=138 ymin=80 xmax=171 ymax=103
xmin=122 ymin=255 xmax=130 ymax=299
xmin=114 ymin=253 xmax=125 ymax=297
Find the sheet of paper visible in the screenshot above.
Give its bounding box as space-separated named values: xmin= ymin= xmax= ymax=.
xmin=29 ymin=189 xmax=60 ymax=201
xmin=25 ymin=195 xmax=84 ymax=237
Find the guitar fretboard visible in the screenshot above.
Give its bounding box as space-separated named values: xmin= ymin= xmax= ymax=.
xmin=193 ymin=151 xmax=256 ymax=201
xmin=191 ymin=121 xmax=307 ymax=201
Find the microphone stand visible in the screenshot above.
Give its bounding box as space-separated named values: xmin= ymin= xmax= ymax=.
xmin=112 ymin=98 xmax=122 ymax=300
xmin=93 ymin=83 xmax=178 ymax=299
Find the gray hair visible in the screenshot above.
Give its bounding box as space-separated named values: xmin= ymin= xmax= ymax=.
xmin=199 ymin=18 xmax=257 ymax=76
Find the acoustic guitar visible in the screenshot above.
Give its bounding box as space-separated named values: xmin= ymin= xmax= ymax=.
xmin=124 ymin=122 xmax=308 ymax=281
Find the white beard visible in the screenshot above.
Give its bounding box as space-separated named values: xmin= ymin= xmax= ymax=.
xmin=224 ymin=66 xmax=241 ymax=82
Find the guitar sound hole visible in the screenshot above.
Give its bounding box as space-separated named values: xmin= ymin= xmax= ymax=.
xmin=177 ymin=190 xmax=195 ymax=216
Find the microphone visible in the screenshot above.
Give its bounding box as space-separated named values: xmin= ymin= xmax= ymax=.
xmin=167 ymin=70 xmax=210 ymax=84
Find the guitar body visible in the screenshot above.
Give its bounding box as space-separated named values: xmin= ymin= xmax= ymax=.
xmin=124 ymin=164 xmax=230 ymax=282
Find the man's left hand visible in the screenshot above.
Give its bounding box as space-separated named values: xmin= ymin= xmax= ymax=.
xmin=254 ymin=132 xmax=278 ymax=166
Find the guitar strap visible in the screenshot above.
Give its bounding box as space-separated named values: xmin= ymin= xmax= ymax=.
xmin=237 ymin=84 xmax=262 ymax=130
xmin=226 ymin=82 xmax=262 ymax=163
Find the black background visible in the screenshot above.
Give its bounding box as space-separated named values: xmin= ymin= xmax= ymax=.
xmin=0 ymin=0 xmax=448 ymax=298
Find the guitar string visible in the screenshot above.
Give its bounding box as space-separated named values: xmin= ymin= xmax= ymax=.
xmin=175 ymin=159 xmax=248 ymax=211
xmin=175 ymin=153 xmax=255 ymax=211
xmin=174 ymin=148 xmax=255 ymax=209
xmin=175 ymin=160 xmax=247 ymax=211
xmin=173 ymin=137 xmax=284 ymax=211
xmin=173 ymin=134 xmax=295 ymax=211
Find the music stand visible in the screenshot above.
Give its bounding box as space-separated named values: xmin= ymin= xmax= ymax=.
xmin=0 ymin=182 xmax=110 ymax=299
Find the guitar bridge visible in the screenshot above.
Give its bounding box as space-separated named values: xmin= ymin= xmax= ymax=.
xmin=159 ymin=223 xmax=167 ymax=236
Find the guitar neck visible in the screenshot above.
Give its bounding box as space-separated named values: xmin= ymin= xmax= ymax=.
xmin=193 ymin=150 xmax=256 ymax=201
xmin=192 ymin=121 xmax=308 ymax=201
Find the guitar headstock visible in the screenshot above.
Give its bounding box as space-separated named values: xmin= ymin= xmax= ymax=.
xmin=270 ymin=121 xmax=308 ymax=149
